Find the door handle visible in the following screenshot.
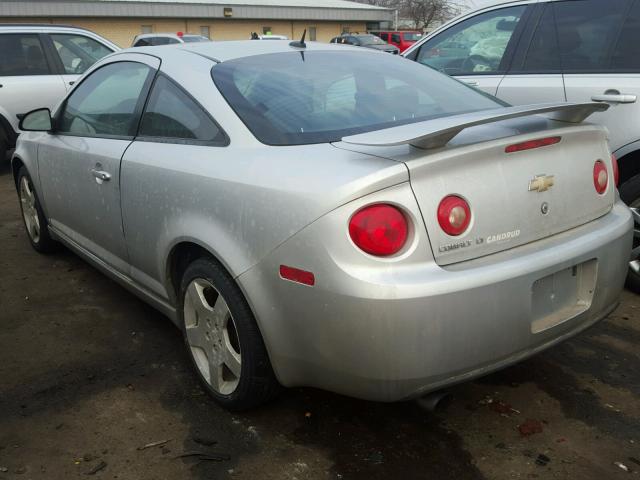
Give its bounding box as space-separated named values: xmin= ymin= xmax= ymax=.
xmin=464 ymin=81 xmax=479 ymax=87
xmin=91 ymin=169 xmax=111 ymax=182
xmin=591 ymin=93 xmax=637 ymax=104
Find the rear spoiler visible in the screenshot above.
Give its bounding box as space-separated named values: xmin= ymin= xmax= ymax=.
xmin=341 ymin=102 xmax=609 ymax=150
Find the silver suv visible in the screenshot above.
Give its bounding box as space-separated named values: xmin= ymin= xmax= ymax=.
xmin=0 ymin=24 xmax=118 ymax=161
xmin=405 ymin=0 xmax=640 ymax=198
xmin=404 ymin=0 xmax=640 ymax=289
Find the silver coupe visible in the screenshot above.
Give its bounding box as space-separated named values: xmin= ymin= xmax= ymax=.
xmin=12 ymin=40 xmax=633 ymax=410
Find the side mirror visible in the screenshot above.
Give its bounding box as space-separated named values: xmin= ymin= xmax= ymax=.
xmin=19 ymin=108 xmax=53 ymax=132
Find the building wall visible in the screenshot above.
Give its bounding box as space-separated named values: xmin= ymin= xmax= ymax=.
xmin=0 ymin=17 xmax=367 ymax=46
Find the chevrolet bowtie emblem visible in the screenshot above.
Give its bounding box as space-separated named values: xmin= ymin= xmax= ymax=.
xmin=529 ymin=175 xmax=555 ymax=193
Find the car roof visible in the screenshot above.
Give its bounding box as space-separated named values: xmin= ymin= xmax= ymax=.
xmin=127 ymin=40 xmax=365 ymax=63
xmin=135 ymin=33 xmax=185 ymax=39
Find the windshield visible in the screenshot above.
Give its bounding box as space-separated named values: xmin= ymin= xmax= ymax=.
xmin=357 ymin=35 xmax=386 ymax=45
xmin=212 ymin=51 xmax=503 ymax=146
xmin=403 ymin=33 xmax=422 ymax=41
xmin=182 ymin=35 xmax=209 ymax=43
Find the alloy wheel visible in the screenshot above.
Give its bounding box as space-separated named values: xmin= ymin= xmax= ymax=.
xmin=19 ymin=176 xmax=40 ymax=244
xmin=183 ymin=278 xmax=242 ymax=395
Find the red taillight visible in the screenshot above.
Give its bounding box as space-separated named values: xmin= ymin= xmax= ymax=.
xmin=612 ymin=153 xmax=619 ymax=187
xmin=505 ymin=136 xmax=561 ymax=153
xmin=280 ymin=265 xmax=315 ymax=286
xmin=593 ymin=160 xmax=608 ymax=195
xmin=438 ymin=195 xmax=471 ymax=236
xmin=349 ymin=204 xmax=408 ymax=256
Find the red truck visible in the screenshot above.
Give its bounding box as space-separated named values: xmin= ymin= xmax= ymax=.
xmin=373 ymin=31 xmax=423 ymax=53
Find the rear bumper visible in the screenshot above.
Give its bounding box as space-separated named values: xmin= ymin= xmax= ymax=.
xmin=239 ymin=199 xmax=633 ymax=402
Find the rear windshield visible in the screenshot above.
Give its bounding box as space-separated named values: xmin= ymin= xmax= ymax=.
xmin=212 ymin=51 xmax=503 ymax=145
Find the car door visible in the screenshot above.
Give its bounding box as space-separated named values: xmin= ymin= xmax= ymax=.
xmin=0 ymin=33 xmax=67 ymax=132
xmin=408 ymin=4 xmax=531 ymax=95
xmin=497 ymin=3 xmax=566 ymax=104
xmin=46 ymin=33 xmax=115 ymax=91
xmin=554 ymin=0 xmax=639 ymax=154
xmin=38 ymin=54 xmax=158 ymax=274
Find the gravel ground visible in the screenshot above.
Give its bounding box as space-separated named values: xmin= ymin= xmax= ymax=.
xmin=1 ymin=162 xmax=639 ymax=479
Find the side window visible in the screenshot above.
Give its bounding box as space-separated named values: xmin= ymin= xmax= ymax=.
xmin=139 ymin=76 xmax=226 ymax=144
xmin=552 ymin=0 xmax=628 ymax=72
xmin=391 ymin=33 xmax=401 ymax=44
xmin=0 ymin=34 xmax=50 ymax=76
xmin=380 ymin=33 xmax=389 ymax=41
xmin=611 ymin=0 xmax=640 ymax=70
xmin=134 ymin=38 xmax=151 ymax=47
xmin=58 ymin=61 xmax=152 ymax=137
xmin=50 ymin=34 xmax=113 ymax=74
xmin=416 ymin=6 xmax=526 ymax=75
xmin=517 ymin=5 xmax=561 ymax=72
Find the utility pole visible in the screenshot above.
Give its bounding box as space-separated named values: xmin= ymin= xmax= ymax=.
xmin=394 ymin=9 xmax=398 ymax=30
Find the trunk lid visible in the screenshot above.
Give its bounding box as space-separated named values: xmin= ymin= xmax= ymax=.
xmin=337 ymin=104 xmax=615 ymax=265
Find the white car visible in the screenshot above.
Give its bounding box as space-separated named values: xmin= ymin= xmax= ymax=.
xmin=0 ymin=24 xmax=118 ymax=161
xmin=0 ymin=24 xmax=120 ymax=161
xmin=254 ymin=34 xmax=289 ymax=40
xmin=404 ymin=0 xmax=639 ymax=197
xmin=132 ymin=32 xmax=210 ymax=47
xmin=404 ymin=0 xmax=640 ymax=289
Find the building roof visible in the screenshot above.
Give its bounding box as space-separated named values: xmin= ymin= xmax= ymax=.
xmin=0 ymin=0 xmax=392 ymax=22
xmin=90 ymin=0 xmax=387 ymax=9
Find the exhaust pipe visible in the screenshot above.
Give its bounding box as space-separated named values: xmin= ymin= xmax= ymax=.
xmin=416 ymin=391 xmax=452 ymax=412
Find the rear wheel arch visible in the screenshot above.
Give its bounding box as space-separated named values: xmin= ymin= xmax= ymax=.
xmin=166 ymin=241 xmax=238 ymax=306
xmin=167 ymin=241 xmax=281 ymax=409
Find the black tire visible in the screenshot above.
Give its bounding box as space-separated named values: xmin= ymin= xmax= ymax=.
xmin=619 ymin=174 xmax=640 ymax=293
xmin=178 ymin=257 xmax=280 ymax=411
xmin=16 ymin=167 xmax=60 ymax=253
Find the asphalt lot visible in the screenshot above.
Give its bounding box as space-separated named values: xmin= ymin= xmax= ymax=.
xmin=1 ymin=162 xmax=640 ymax=480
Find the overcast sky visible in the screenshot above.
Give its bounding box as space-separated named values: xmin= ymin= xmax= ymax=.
xmin=450 ymin=0 xmax=496 ymax=12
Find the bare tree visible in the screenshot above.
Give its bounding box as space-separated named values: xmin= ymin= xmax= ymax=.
xmin=404 ymin=0 xmax=459 ymax=30
xmin=353 ymin=0 xmax=460 ymax=31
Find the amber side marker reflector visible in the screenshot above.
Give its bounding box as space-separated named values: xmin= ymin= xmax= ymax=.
xmin=280 ymin=265 xmax=315 ymax=286
xmin=505 ymin=136 xmax=561 ymax=153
